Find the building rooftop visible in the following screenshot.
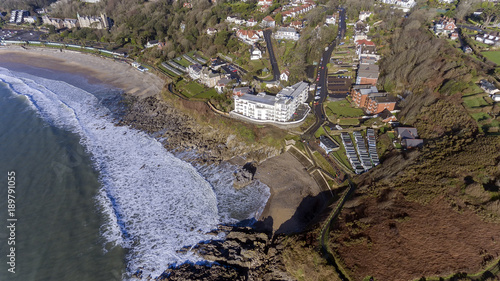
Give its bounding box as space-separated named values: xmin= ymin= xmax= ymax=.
xmin=278 ymin=81 xmax=309 ymax=99
xmin=357 ymin=64 xmax=379 ymax=78
xmin=320 ymin=135 xmax=338 ymax=150
xmin=238 ymin=92 xmax=277 ymax=106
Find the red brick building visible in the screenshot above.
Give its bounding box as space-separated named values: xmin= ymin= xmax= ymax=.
xmin=351 ymin=85 xmax=397 ymax=114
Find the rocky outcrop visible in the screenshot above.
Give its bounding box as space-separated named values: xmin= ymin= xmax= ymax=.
xmin=233 ymin=162 xmax=257 ymax=189
xmin=158 ymin=224 xmax=294 ymax=281
xmin=116 ymin=95 xmax=280 ymax=164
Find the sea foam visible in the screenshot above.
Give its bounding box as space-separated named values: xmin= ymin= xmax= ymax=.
xmin=0 ymin=67 xmax=270 ymax=279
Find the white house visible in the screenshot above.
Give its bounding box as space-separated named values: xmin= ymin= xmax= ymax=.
xmin=145 ymin=40 xmax=159 ymax=48
xmin=207 ymin=28 xmax=217 ymax=36
xmin=232 ymin=81 xmax=309 ymax=122
xmin=250 ymin=45 xmax=262 ymax=60
xmin=359 ymin=11 xmax=372 ymax=21
xmin=274 ymin=27 xmax=300 ymax=41
xmin=188 ymin=64 xmax=203 ymax=80
xmin=261 ymin=16 xmax=275 ymax=28
xmin=257 ymin=0 xmax=273 ymax=5
xmin=325 ymin=15 xmax=336 ymax=25
xmin=280 ymin=70 xmax=290 ymax=81
xmin=480 ymin=79 xmax=500 ymax=96
xmin=247 ymin=18 xmax=257 ymax=27
xmin=237 ymin=29 xmax=261 ymax=44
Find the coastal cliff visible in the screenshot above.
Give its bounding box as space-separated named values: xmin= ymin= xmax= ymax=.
xmin=117 ymin=94 xmax=282 ymax=164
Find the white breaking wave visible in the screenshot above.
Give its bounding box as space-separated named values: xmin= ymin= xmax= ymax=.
xmin=0 ymin=67 xmax=270 ymax=279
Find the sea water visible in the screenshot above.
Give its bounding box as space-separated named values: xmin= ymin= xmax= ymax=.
xmin=0 ymin=65 xmax=270 ymax=280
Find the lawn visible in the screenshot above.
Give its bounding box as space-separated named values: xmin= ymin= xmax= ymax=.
xmin=481 ymin=51 xmax=500 ymax=65
xmin=325 ymin=100 xmax=364 ymax=118
xmin=158 ymin=65 xmax=180 ymax=77
xmin=471 ymin=112 xmax=491 ymax=122
xmin=463 ymin=95 xmax=489 ymax=108
xmin=194 ymin=89 xmax=218 ymax=99
xmin=174 ymin=57 xmax=192 ymax=67
xmin=176 ymin=80 xmax=205 ymax=98
xmin=339 ymin=118 xmax=360 ymax=126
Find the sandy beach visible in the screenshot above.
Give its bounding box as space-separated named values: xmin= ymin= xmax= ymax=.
xmin=0 ymin=45 xmax=325 ymax=233
xmin=0 ymin=45 xmax=165 ymax=97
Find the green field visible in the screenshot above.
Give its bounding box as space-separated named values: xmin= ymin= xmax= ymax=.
xmin=194 ymin=89 xmax=218 ymax=99
xmin=339 ymin=118 xmax=360 ymax=126
xmin=325 ymin=100 xmax=364 ymax=118
xmin=314 ymin=126 xmax=327 ymax=138
xmin=481 ymin=51 xmax=500 ymax=65
xmin=176 ymin=80 xmax=205 ymax=98
xmin=471 ymin=112 xmax=491 ymax=122
xmin=463 ymin=95 xmax=489 ymax=108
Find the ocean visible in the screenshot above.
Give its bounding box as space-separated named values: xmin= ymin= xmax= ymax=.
xmin=0 ymin=64 xmax=270 ymax=280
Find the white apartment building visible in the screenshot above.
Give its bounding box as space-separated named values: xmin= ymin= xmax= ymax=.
xmin=233 ymin=82 xmax=308 ymax=122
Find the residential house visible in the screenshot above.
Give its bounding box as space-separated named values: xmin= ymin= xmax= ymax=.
xmin=9 ymin=10 xmax=29 ymax=24
xmin=450 ymin=31 xmax=458 ymax=40
xmin=145 ymin=40 xmax=159 ymax=48
xmin=233 ymin=87 xmax=253 ymax=97
xmin=210 ymin=58 xmax=226 ymax=70
xmin=476 ymin=32 xmax=500 ymax=46
xmin=290 ymin=20 xmax=303 ymax=29
xmin=438 ymin=0 xmax=456 ymax=3
xmin=395 ymin=127 xmax=423 ymax=148
xmin=356 ymin=64 xmax=379 ymax=85
xmin=359 ymin=11 xmax=372 ymax=21
xmin=215 ymin=77 xmax=234 ymax=94
xmin=378 ymin=109 xmax=397 ymax=123
xmin=259 ymin=4 xmax=271 ymax=13
xmin=188 ymin=64 xmax=203 ymax=80
xmin=325 ymin=14 xmax=336 ymax=25
xmin=247 ymin=18 xmax=257 ymax=27
xmin=261 ymin=16 xmax=276 ymax=28
xmin=199 ymin=67 xmax=223 ymax=88
xmin=274 ymin=27 xmax=300 ymax=41
xmin=63 ymin=18 xmax=79 ymax=29
xmin=42 ymin=16 xmax=64 ymax=29
xmin=492 ymin=94 xmax=500 ymax=102
xmin=351 ymin=85 xmax=397 ymax=114
xmin=226 ymin=16 xmax=238 ymax=23
xmin=257 ymin=0 xmax=273 ymax=5
xmin=380 ymin=0 xmax=416 ymax=10
xmin=480 ymin=79 xmax=500 ymax=96
xmin=250 ymin=45 xmax=262 ymax=60
xmin=232 ymin=81 xmax=309 ymax=122
xmin=24 ymin=16 xmax=37 ymax=24
xmin=237 ymin=29 xmax=261 ymax=44
xmin=77 ymin=13 xmax=110 ymax=29
xmin=183 ymin=2 xmax=192 ymax=8
xmin=207 ymin=28 xmax=217 ymax=36
xmin=319 ymin=135 xmax=339 ymax=154
xmin=280 ymin=69 xmax=290 ymax=81
xmin=433 ymin=17 xmax=457 ymax=35
xmin=235 ymin=18 xmax=246 ymax=25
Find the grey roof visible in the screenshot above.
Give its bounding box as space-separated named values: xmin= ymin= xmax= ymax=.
xmin=357 ymin=64 xmax=379 ymax=78
xmin=402 ymin=138 xmax=424 ymax=148
xmin=278 ymin=81 xmax=308 ymax=99
xmin=320 ymin=135 xmax=338 ymax=149
xmin=239 ymin=93 xmax=277 ymax=106
xmin=395 ymin=127 xmax=419 ymax=139
xmin=277 ymin=27 xmax=298 ymax=33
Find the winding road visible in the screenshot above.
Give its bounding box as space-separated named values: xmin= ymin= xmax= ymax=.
xmin=303 ymin=7 xmax=347 ymax=140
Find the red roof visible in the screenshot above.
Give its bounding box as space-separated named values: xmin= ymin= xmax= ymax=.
xmin=263 ymin=16 xmax=274 ymax=22
xmin=355 ymin=39 xmax=375 ymax=47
